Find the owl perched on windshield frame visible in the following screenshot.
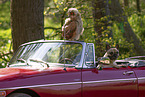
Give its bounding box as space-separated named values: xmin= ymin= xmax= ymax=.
xmin=62 ymin=8 xmax=84 ymax=41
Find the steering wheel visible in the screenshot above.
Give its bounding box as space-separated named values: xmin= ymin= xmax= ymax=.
xmin=60 ymin=58 xmax=73 ymax=64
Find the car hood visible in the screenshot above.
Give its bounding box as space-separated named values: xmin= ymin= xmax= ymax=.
xmin=0 ymin=66 xmax=77 ymax=81
xmin=0 ymin=67 xmax=36 ymax=75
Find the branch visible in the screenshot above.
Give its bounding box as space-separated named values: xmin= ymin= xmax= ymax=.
xmin=0 ymin=51 xmax=13 ymax=58
xmin=44 ymin=26 xmax=93 ymax=30
xmin=44 ymin=27 xmax=61 ymax=30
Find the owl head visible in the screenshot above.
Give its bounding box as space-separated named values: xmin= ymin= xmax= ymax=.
xmin=68 ymin=8 xmax=81 ymax=20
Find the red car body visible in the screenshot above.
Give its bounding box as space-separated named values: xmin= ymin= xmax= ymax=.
xmin=0 ymin=40 xmax=144 ymax=97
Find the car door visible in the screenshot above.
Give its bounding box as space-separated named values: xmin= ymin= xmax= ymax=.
xmin=36 ymin=68 xmax=82 ymax=97
xmin=82 ymin=67 xmax=138 ymax=97
xmin=82 ymin=44 xmax=138 ymax=97
xmin=130 ymin=62 xmax=145 ymax=97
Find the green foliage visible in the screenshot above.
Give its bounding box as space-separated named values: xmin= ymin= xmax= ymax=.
xmin=0 ymin=1 xmax=10 ymax=29
xmin=112 ymin=23 xmax=135 ymax=59
xmin=128 ymin=14 xmax=145 ymax=49
xmin=0 ymin=1 xmax=12 ymax=67
xmin=44 ymin=17 xmax=61 ymax=39
xmin=0 ymin=29 xmax=12 ymax=68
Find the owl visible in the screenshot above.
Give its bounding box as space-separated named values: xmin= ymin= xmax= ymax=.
xmin=62 ymin=8 xmax=84 ymax=41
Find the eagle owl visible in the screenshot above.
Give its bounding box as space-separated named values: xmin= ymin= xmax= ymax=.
xmin=62 ymin=8 xmax=84 ymax=41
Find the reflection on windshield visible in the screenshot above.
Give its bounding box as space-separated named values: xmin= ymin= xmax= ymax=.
xmin=9 ymin=42 xmax=83 ymax=67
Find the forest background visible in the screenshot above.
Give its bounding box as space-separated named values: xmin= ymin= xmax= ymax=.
xmin=0 ymin=0 xmax=145 ymax=67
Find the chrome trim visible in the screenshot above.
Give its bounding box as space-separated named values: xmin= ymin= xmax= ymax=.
xmin=1 ymin=78 xmax=137 ymax=91
xmin=138 ymin=77 xmax=145 ymax=80
xmin=1 ymin=82 xmax=82 ymax=91
xmin=83 ymin=78 xmax=137 ymax=84
xmin=79 ymin=42 xmax=86 ymax=68
xmin=86 ymin=43 xmax=96 ymax=66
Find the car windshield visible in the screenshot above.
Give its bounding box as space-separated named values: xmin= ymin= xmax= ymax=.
xmin=9 ymin=42 xmax=83 ymax=68
xmin=125 ymin=56 xmax=145 ymax=60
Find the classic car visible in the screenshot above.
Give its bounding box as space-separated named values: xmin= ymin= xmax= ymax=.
xmin=0 ymin=40 xmax=145 ymax=97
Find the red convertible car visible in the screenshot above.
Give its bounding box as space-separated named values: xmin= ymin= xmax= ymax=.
xmin=0 ymin=40 xmax=145 ymax=97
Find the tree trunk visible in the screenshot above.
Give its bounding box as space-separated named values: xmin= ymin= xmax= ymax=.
xmin=92 ymin=0 xmax=114 ymax=57
xmin=92 ymin=0 xmax=106 ymax=57
xmin=110 ymin=0 xmax=145 ymax=55
xmin=124 ymin=0 xmax=129 ymax=7
xmin=136 ymin=0 xmax=141 ymax=13
xmin=11 ymin=0 xmax=44 ymax=52
xmin=92 ymin=0 xmax=106 ymax=38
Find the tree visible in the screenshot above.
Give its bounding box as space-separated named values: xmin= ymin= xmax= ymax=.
xmin=11 ymin=0 xmax=44 ymax=52
xmin=136 ymin=0 xmax=141 ymax=13
xmin=124 ymin=0 xmax=129 ymax=7
xmin=92 ymin=0 xmax=114 ymax=57
xmin=92 ymin=0 xmax=106 ymax=57
xmin=109 ymin=0 xmax=145 ymax=55
xmin=92 ymin=0 xmax=145 ymax=56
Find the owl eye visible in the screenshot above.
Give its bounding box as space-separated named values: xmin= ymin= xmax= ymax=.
xmin=110 ymin=52 xmax=113 ymax=55
xmin=70 ymin=12 xmax=74 ymax=15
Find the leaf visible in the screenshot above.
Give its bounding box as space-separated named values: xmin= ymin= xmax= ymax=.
xmin=54 ymin=0 xmax=58 ymax=3
xmin=108 ymin=0 xmax=112 ymax=4
xmin=63 ymin=7 xmax=67 ymax=11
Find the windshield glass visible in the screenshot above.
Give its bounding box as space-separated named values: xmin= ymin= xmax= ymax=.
xmin=9 ymin=42 xmax=83 ymax=68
